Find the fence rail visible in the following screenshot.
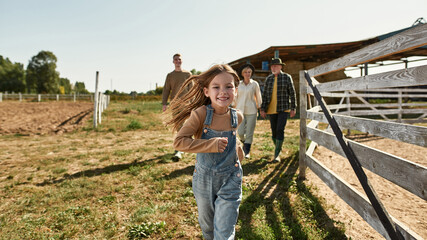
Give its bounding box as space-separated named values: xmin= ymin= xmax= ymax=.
xmin=310 ymin=88 xmax=427 ymax=124
xmin=299 ymin=23 xmax=427 ymax=240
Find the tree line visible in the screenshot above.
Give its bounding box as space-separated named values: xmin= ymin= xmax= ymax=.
xmin=0 ymin=51 xmax=89 ymax=94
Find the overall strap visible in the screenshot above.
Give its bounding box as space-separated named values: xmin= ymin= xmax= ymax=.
xmin=203 ymin=105 xmax=214 ymax=126
xmin=230 ymin=108 xmax=238 ymax=128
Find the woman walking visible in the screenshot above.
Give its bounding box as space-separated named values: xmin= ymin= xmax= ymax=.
xmin=235 ymin=63 xmax=262 ymax=158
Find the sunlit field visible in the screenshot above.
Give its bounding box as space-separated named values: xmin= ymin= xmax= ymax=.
xmin=0 ymin=100 xmax=347 ymax=239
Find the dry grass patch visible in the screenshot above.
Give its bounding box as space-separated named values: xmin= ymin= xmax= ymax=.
xmin=0 ymin=101 xmax=348 ymax=239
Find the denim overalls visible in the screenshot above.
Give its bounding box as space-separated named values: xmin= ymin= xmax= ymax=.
xmin=192 ymin=105 xmax=243 ymax=240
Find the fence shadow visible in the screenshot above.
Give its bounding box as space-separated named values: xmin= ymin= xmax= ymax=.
xmin=237 ymin=151 xmax=347 ymax=239
xmin=36 ymin=154 xmax=172 ymax=186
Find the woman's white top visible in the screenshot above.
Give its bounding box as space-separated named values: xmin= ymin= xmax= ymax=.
xmin=235 ymin=79 xmax=262 ymax=115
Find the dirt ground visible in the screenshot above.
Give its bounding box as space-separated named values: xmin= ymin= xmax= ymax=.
xmin=0 ymin=101 xmax=93 ymax=135
xmin=0 ymin=102 xmax=425 ymax=239
xmin=307 ymin=134 xmax=427 ymax=239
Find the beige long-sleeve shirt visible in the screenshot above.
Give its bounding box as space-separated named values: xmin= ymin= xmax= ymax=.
xmin=173 ymin=105 xmax=244 ymax=160
xmin=235 ymin=79 xmax=262 ymax=115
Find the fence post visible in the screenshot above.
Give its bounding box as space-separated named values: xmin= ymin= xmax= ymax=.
xmin=0 ymin=93 xmax=2 ymax=102
xmin=93 ymin=71 xmax=99 ymax=128
xmin=299 ymin=70 xmax=307 ymax=179
xmin=19 ymin=93 xmax=22 ymax=102
xmin=73 ymin=93 xmax=76 ymax=102
xmin=346 ymin=91 xmax=351 ymax=135
xmin=56 ymin=94 xmax=59 ymax=101
xmin=38 ymin=94 xmax=41 ymax=102
xmin=98 ymin=92 xmax=102 ymax=124
xmin=398 ymin=90 xmax=402 ymax=123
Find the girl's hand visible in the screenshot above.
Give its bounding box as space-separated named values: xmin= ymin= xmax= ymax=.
xmin=217 ymin=137 xmax=228 ymax=153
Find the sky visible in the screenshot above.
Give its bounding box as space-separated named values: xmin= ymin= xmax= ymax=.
xmin=1 ymin=0 xmax=426 ymax=93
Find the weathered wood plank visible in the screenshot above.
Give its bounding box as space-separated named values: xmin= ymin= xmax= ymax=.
xmin=305 ymin=154 xmax=423 ymax=240
xmin=306 ymin=120 xmax=320 ymax=156
xmin=308 ymin=65 xmax=427 ymax=93
xmin=326 ymin=102 xmax=427 ymax=110
xmin=306 ymin=111 xmax=427 ymax=147
xmin=307 ymin=120 xmax=319 ymax=128
xmin=348 ymin=103 xmax=427 ymax=108
xmin=308 ymin=24 xmax=427 ymax=77
xmin=299 ymin=70 xmax=308 ymax=178
xmin=339 ymin=108 xmax=427 ymax=116
xmin=307 ymin=126 xmax=427 ymax=200
xmin=362 ymin=87 xmax=427 ymax=93
xmin=313 ymin=92 xmax=427 ymax=98
xmin=306 ymin=140 xmax=318 ymax=156
xmin=307 ymin=105 xmax=321 ymax=112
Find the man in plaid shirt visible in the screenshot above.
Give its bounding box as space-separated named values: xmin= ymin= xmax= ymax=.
xmin=260 ymin=58 xmax=297 ymax=163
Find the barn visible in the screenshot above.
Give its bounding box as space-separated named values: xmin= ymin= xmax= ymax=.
xmin=228 ymin=18 xmax=427 ymax=101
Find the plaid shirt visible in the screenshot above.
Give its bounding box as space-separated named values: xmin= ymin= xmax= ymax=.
xmin=261 ymin=72 xmax=297 ymax=112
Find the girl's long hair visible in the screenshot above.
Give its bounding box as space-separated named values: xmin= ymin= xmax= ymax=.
xmin=166 ymin=64 xmax=239 ymax=132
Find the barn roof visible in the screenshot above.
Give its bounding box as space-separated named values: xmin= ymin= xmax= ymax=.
xmin=228 ymin=22 xmax=427 ymax=71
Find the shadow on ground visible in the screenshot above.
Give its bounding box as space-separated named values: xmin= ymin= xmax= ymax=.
xmin=36 ymin=153 xmax=175 ymax=186
xmin=237 ymin=151 xmax=347 ymax=240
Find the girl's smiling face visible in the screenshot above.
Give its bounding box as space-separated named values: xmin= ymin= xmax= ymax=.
xmin=204 ymin=72 xmax=237 ymax=114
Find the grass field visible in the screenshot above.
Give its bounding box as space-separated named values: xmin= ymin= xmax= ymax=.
xmin=0 ymin=101 xmax=347 ymax=239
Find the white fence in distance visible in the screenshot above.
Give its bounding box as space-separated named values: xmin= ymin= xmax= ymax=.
xmin=92 ymin=71 xmax=110 ymax=128
xmin=93 ymin=92 xmax=110 ymax=128
xmin=0 ymin=92 xmax=93 ymax=102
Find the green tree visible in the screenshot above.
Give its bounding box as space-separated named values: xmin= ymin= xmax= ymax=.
xmin=145 ymin=86 xmax=163 ymax=95
xmin=26 ymin=51 xmax=60 ymax=93
xmin=0 ymin=56 xmax=26 ymax=93
xmin=74 ymin=81 xmax=89 ymax=94
xmin=59 ymin=77 xmax=72 ymax=94
xmin=190 ymin=68 xmax=201 ymax=75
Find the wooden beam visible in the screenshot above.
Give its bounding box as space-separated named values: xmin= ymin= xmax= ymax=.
xmin=308 ymin=65 xmax=427 ymax=93
xmin=299 ymin=70 xmax=308 ymax=178
xmin=307 ymin=127 xmax=427 ymax=200
xmin=308 ymin=24 xmax=427 ymax=77
xmin=306 ymin=111 xmax=427 ymax=147
xmin=338 ymin=108 xmax=427 ymax=116
xmin=309 ymin=92 xmax=427 ymax=98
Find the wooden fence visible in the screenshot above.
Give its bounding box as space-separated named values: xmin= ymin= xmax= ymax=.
xmin=0 ymin=93 xmax=93 ymax=102
xmin=318 ymin=88 xmax=427 ymax=124
xmin=299 ymin=23 xmax=427 ymax=240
